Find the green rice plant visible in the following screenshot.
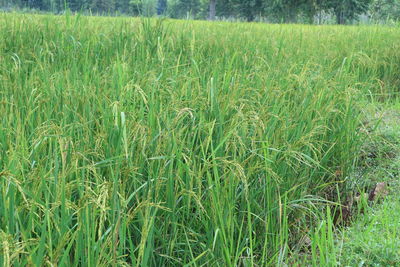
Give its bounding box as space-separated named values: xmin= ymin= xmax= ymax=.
xmin=0 ymin=13 xmax=399 ymax=266
xmin=311 ymin=207 xmax=337 ymax=267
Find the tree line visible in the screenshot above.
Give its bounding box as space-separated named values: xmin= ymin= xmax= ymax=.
xmin=2 ymin=0 xmax=400 ymax=24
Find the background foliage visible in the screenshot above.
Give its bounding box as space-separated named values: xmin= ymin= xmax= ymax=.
xmin=2 ymin=0 xmax=400 ymax=23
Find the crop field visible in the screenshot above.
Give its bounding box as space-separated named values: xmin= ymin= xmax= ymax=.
xmin=0 ymin=13 xmax=399 ymax=266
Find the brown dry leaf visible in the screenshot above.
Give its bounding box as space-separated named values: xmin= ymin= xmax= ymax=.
xmin=335 ymin=169 xmax=342 ymax=178
xmin=368 ymin=182 xmax=389 ymax=201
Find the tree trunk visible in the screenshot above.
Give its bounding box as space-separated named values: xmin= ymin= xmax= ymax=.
xmin=209 ymin=0 xmax=216 ymax=20
xmin=247 ymin=14 xmax=255 ymax=22
xmin=157 ymin=0 xmax=167 ymax=16
xmin=335 ymin=9 xmax=346 ymax=24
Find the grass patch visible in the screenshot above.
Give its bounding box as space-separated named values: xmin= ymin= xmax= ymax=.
xmin=337 ymin=104 xmax=400 ymax=266
xmin=339 ymin=192 xmax=400 ymax=266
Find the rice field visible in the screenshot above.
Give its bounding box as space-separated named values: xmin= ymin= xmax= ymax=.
xmin=0 ymin=13 xmax=399 ymax=266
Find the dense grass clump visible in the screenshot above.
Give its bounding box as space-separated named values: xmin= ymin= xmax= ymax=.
xmin=0 ymin=13 xmax=399 ymax=266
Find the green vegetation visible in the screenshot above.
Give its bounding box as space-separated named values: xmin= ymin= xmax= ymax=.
xmin=338 ymin=103 xmax=400 ymax=266
xmin=0 ymin=13 xmax=399 ymax=266
xmin=340 ymin=192 xmax=400 ymax=266
xmin=3 ymin=0 xmax=400 ymax=24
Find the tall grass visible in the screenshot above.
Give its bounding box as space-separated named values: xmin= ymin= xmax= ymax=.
xmin=0 ymin=13 xmax=399 ymax=266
